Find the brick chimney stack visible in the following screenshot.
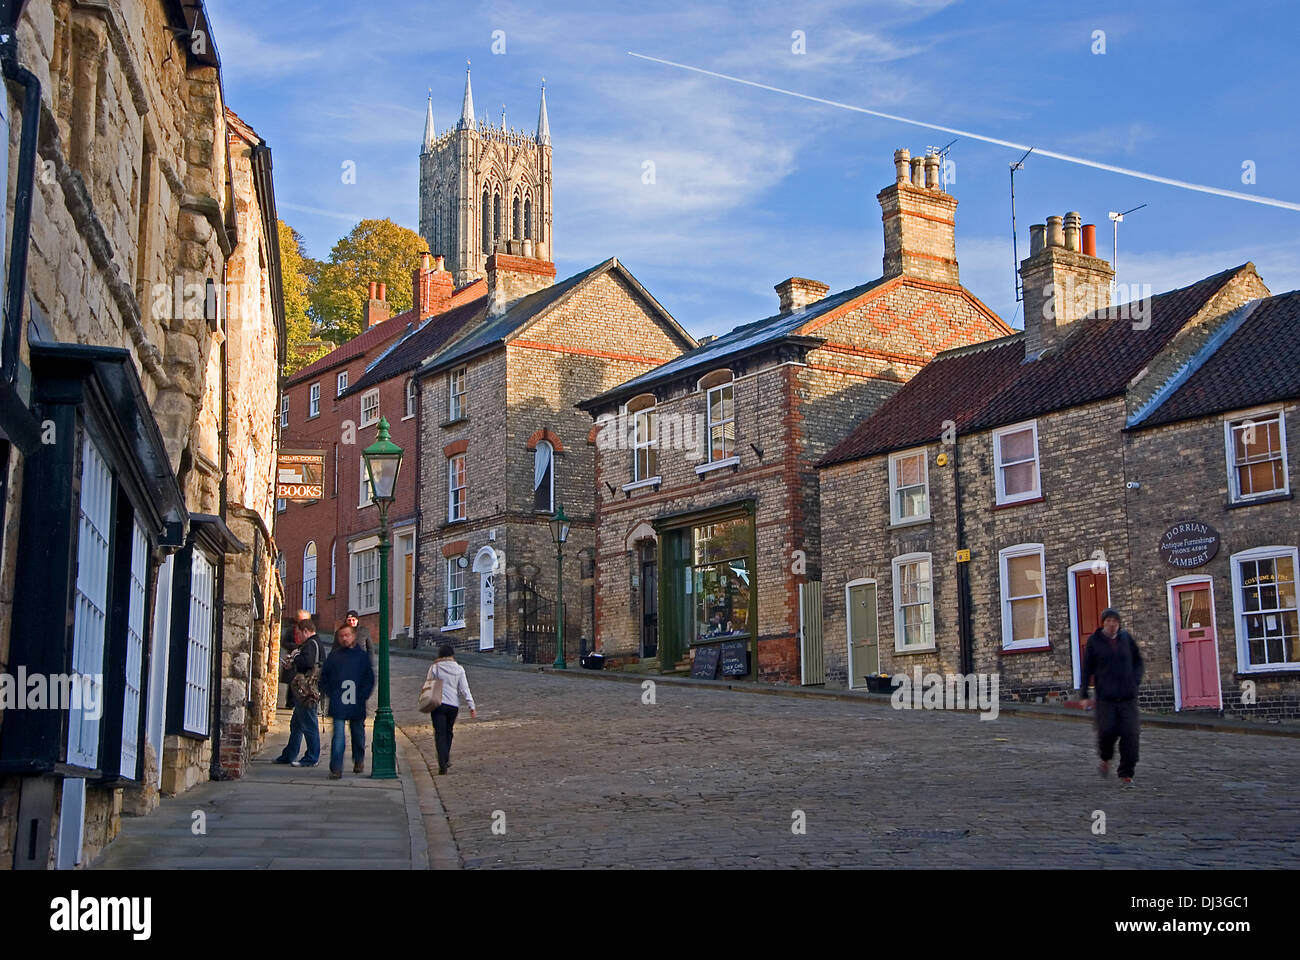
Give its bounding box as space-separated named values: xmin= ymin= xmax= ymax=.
xmin=878 ymin=147 xmax=959 ymax=285
xmin=413 ymin=252 xmax=455 ymax=317
xmin=1020 ymin=210 xmax=1114 ymax=358
xmin=363 ymin=280 xmax=390 ymax=329
xmin=775 ymin=277 xmax=829 ymax=314
xmin=487 ymin=252 xmax=557 ymax=317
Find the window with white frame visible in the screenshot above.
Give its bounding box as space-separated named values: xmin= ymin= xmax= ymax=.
xmin=446 ymin=558 xmax=466 ymax=626
xmin=1231 ymin=546 xmax=1299 ymax=670
xmin=302 ymin=541 xmax=317 ymax=614
xmin=183 ymin=549 xmax=215 ymax=736
xmin=359 ymin=457 xmax=373 ymax=508
xmin=405 ymin=378 xmax=417 ymax=418
xmin=352 ymin=547 xmax=379 ymax=614
xmin=308 ymin=382 xmax=320 ymax=417
xmin=120 ymin=520 xmax=148 ymax=779
xmin=533 ymin=441 xmax=554 ymax=512
xmin=449 ymin=367 xmax=467 ymax=420
xmin=360 ymin=389 xmax=380 ymax=427
xmin=633 ymin=405 xmax=657 ymax=481
xmin=337 ymin=370 xmax=348 ymax=396
xmin=1000 ymin=543 xmax=1048 ymax=649
xmin=892 ymin=553 xmax=934 ymax=650
xmin=1225 ymin=412 xmax=1289 ymax=503
xmin=993 ymin=421 xmax=1041 ymax=505
xmin=280 ymin=395 xmax=288 ymax=428
xmin=707 ymin=383 xmax=735 ymax=462
xmin=448 ymin=454 xmax=467 ymax=521
xmin=889 ymin=448 xmax=930 ymax=524
xmin=68 ymin=434 xmax=112 ymax=768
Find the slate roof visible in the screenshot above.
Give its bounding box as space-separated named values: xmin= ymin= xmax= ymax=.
xmin=285 ymin=314 xmax=412 ymax=386
xmin=580 ymin=276 xmax=891 ymax=411
xmin=819 ymin=264 xmax=1252 ymax=468
xmin=1132 ymin=290 xmax=1300 ymax=429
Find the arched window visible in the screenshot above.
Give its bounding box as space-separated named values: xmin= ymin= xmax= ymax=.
xmin=533 ymin=440 xmax=554 ymax=513
xmin=523 ymin=197 xmax=532 ymax=240
xmin=303 ymin=541 xmax=317 ymax=614
xmin=329 ymin=539 xmax=337 ymax=595
xmin=493 ymin=191 xmax=502 ymax=244
xmin=481 ymin=189 xmax=491 ymax=255
xmin=512 ymin=194 xmax=522 ymax=239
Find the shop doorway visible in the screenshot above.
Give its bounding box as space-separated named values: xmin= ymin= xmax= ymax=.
xmin=846 ymin=579 xmax=879 ymax=688
xmin=1170 ymin=580 xmax=1222 ymax=709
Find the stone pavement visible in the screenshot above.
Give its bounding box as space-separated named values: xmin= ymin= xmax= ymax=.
xmin=388 ymin=654 xmax=1300 ymax=869
xmin=92 ymin=709 xmax=457 ymax=870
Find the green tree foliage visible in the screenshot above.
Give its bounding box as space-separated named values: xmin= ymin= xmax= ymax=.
xmin=309 ymin=218 xmax=428 ymax=342
xmin=277 ymin=220 xmax=329 ymax=376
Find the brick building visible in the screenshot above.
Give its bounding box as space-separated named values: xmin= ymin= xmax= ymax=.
xmin=818 ymin=211 xmax=1296 ymax=719
xmin=0 ymin=0 xmax=285 ymax=870
xmin=580 ymin=149 xmax=1011 ymax=683
xmin=411 ymin=254 xmax=695 ymax=660
xmin=277 ymin=256 xmax=485 ymax=643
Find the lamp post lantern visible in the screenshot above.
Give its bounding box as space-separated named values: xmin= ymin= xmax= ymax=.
xmin=362 ymin=417 xmax=404 ymax=779
xmin=549 ymin=504 xmax=570 ymax=669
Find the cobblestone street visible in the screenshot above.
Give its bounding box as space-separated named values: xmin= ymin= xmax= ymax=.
xmin=393 ymin=656 xmax=1300 ymax=869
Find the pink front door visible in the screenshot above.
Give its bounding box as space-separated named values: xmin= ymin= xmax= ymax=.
xmin=1173 ymin=584 xmax=1221 ymax=709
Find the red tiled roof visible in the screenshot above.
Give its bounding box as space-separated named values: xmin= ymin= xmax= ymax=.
xmin=819 ymin=265 xmax=1250 ymax=468
xmin=285 ymin=316 xmax=411 ymax=386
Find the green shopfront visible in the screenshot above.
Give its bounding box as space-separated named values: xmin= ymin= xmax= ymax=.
xmin=654 ymin=501 xmax=757 ymax=678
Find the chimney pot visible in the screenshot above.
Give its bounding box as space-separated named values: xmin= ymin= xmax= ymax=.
xmin=421 ymin=252 xmax=432 ymax=272
xmin=433 ymin=255 xmax=445 ymax=272
xmin=894 ymin=148 xmax=911 ymax=183
xmin=1082 ymin=224 xmax=1097 ymax=258
xmin=910 ymin=156 xmax=925 ymax=187
xmin=377 ymin=282 xmax=386 ymax=301
xmin=1064 ymin=212 xmax=1082 ymax=252
xmin=924 ymin=154 xmax=941 ymax=190
xmin=1046 ymin=216 xmax=1064 ymax=248
xmin=368 ymin=281 xmax=377 ymax=299
xmin=1029 ymin=224 xmax=1046 ymax=256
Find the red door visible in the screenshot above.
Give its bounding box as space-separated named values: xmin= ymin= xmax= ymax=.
xmin=1074 ymin=570 xmax=1109 ymax=679
xmin=1173 ymin=584 xmax=1220 ymax=708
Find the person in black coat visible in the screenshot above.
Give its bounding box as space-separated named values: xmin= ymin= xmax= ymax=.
xmin=1079 ymin=607 xmax=1144 ymax=784
xmin=320 ymin=624 xmax=375 ymax=778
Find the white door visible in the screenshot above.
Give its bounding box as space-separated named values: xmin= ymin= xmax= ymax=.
xmin=480 ymin=573 xmax=495 ymax=651
xmin=55 ymin=778 xmax=87 ymax=869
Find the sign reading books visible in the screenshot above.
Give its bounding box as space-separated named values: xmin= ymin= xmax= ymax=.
xmin=1158 ymin=521 xmax=1220 ymax=569
xmin=277 ymin=450 xmax=325 ymax=501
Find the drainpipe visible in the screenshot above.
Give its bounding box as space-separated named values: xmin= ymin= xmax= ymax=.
xmin=0 ymin=19 xmax=36 ymax=386
xmin=952 ymin=436 xmax=974 ymax=676
xmin=412 ymin=373 xmax=422 ymax=651
xmin=209 ymin=264 xmax=229 ymax=780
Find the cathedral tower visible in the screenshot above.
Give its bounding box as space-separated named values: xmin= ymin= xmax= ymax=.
xmin=419 ymin=68 xmax=554 ymax=287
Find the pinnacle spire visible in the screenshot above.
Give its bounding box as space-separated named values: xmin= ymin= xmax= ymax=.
xmin=422 ymin=91 xmax=436 ymax=151
xmin=536 ymin=79 xmax=551 ymax=146
xmin=458 ymin=62 xmax=475 ymax=131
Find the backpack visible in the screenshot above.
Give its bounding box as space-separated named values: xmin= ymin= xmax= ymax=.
xmin=290 ymin=637 xmax=323 ymax=707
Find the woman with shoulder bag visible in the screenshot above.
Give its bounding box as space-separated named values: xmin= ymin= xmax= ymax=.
xmin=418 ymin=643 xmax=476 ymax=774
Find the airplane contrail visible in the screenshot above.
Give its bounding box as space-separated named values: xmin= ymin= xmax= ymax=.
xmin=628 ymin=52 xmax=1300 ymax=213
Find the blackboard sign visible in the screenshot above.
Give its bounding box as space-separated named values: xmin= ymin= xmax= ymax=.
xmin=690 ymin=645 xmax=720 ymax=679
xmin=1158 ymin=521 xmax=1220 ymax=569
xmin=720 ymin=640 xmax=749 ymax=677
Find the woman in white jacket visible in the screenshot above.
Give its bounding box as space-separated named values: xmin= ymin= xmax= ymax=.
xmin=428 ymin=643 xmax=476 ymax=774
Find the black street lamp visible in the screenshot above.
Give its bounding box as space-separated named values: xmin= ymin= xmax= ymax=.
xmin=362 ymin=417 xmax=404 ymax=779
xmin=549 ymin=504 xmax=570 ymax=669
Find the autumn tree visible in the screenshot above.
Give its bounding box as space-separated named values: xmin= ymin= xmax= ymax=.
xmin=310 ymin=218 xmax=428 ymax=342
xmin=277 ymin=220 xmax=329 ymax=375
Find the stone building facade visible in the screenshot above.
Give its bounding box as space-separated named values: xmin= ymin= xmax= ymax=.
xmin=818 ymin=215 xmax=1297 ymax=719
xmin=581 ymin=149 xmax=1012 ymax=683
xmin=419 ymin=69 xmax=552 ymax=287
xmin=0 ymin=0 xmax=284 ymax=869
xmin=413 ymin=255 xmax=695 ymax=661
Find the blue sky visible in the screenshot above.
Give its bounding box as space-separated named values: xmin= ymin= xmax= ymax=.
xmin=214 ymin=0 xmax=1300 ymax=337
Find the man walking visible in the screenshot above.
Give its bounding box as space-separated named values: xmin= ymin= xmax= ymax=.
xmin=1079 ymin=607 xmax=1144 ymax=784
xmin=320 ymin=623 xmax=374 ymax=778
xmin=274 ymin=619 xmax=323 ymax=767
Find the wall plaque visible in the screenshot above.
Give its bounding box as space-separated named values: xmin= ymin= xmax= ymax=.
xmin=1158 ymin=521 xmax=1220 ymax=569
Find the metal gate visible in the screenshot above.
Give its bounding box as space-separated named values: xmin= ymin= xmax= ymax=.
xmin=799 ymin=580 xmax=825 ymax=685
xmin=519 ymin=578 xmax=556 ymax=664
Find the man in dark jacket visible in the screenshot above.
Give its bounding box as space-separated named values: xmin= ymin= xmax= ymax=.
xmin=274 ymin=619 xmax=323 ymax=767
xmin=1080 ymin=607 xmax=1144 ymax=784
xmin=320 ymin=624 xmax=375 ymax=778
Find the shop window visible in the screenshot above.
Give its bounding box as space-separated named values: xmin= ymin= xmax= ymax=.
xmin=120 ymin=521 xmax=148 ymax=779
xmin=1000 ymin=543 xmax=1048 ymax=650
xmin=68 ymin=434 xmax=112 ymax=769
xmin=993 ymin=421 xmax=1040 ymax=505
xmin=892 ymin=553 xmax=934 ymax=651
xmin=449 ymin=454 xmax=467 ymax=521
xmin=1225 ymin=412 xmax=1288 ymax=503
xmin=691 ymin=517 xmax=752 ymax=642
xmin=889 ymin=448 xmax=929 ymax=524
xmin=1231 ymin=546 xmax=1299 ymax=670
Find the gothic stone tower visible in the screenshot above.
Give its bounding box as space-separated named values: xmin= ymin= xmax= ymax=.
xmin=419 ymin=68 xmax=554 ymax=287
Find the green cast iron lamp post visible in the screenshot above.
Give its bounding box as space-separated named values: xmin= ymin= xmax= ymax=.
xmin=549 ymin=504 xmax=570 ymax=669
xmin=362 ymin=417 xmax=403 ymax=779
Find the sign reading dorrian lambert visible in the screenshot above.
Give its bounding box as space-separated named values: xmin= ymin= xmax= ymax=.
xmin=1158 ymin=520 xmax=1220 ymax=568
xmin=277 ymin=449 xmax=325 ymax=501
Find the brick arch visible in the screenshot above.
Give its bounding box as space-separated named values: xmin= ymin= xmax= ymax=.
xmin=526 ymin=428 xmax=564 ymax=453
xmin=441 ymin=540 xmax=469 ymax=558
